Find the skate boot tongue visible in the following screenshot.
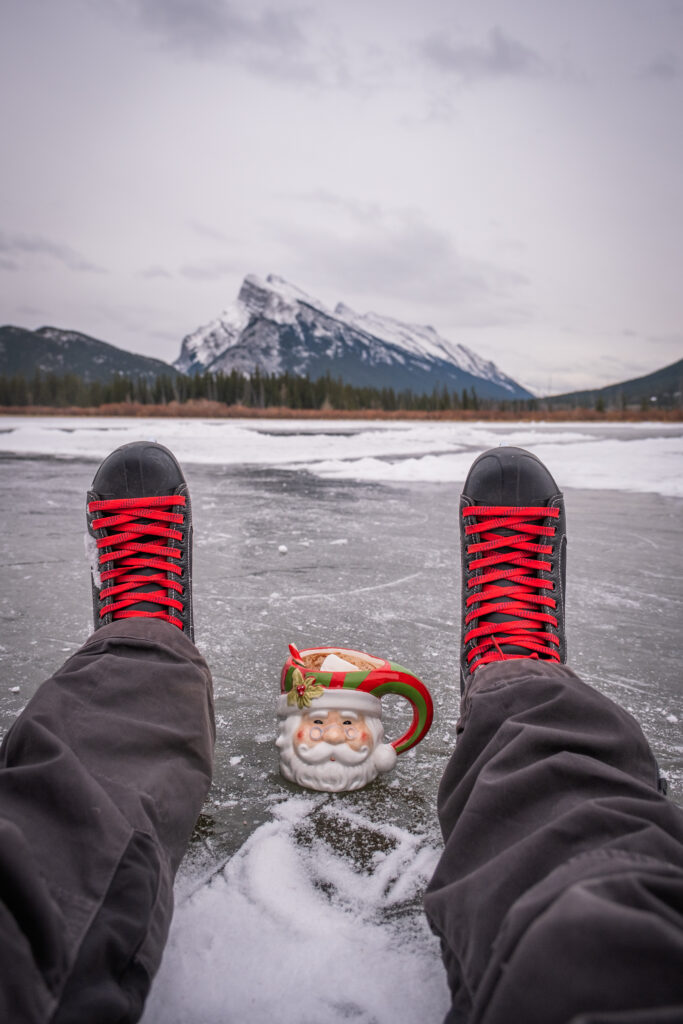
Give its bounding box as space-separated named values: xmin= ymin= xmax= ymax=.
xmin=477 ymin=521 xmax=536 ymax=659
xmin=462 ymin=502 xmax=562 ymax=670
xmin=88 ymin=495 xmax=187 ymax=627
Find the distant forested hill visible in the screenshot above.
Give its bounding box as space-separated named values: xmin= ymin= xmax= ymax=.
xmin=0 ymin=325 xmax=177 ymax=382
xmin=545 ymin=357 xmax=683 ymax=409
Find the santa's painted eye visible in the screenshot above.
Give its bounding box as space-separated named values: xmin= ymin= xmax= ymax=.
xmin=343 ymin=720 xmax=352 ymax=726
xmin=313 ymin=719 xmax=324 ymax=725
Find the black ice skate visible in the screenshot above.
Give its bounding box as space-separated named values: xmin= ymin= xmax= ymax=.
xmin=459 ymin=446 xmax=566 ymax=692
xmin=86 ymin=442 xmax=194 ymax=641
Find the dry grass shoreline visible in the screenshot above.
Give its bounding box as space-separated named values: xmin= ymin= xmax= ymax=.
xmin=0 ymin=401 xmax=681 ymax=422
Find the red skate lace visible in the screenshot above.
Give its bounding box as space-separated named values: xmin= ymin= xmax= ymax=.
xmin=463 ymin=504 xmax=560 ymax=672
xmin=88 ymin=495 xmax=186 ymax=629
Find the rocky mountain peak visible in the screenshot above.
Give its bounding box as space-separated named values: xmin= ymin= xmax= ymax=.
xmin=239 ymin=274 xmax=331 ymax=321
xmin=174 ymin=274 xmax=532 ymax=399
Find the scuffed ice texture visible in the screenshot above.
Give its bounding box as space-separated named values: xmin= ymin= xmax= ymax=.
xmin=0 ymin=419 xmax=681 ymax=1022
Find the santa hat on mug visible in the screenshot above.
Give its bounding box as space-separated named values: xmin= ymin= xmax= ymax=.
xmin=278 ymin=644 xmax=433 ymax=772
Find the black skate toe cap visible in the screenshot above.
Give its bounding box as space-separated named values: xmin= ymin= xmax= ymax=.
xmin=90 ymin=442 xmax=186 ymax=499
xmin=463 ymin=446 xmax=560 ymax=505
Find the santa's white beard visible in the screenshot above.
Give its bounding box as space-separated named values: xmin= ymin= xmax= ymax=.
xmin=279 ymin=748 xmax=379 ymax=792
xmin=276 ymin=712 xmax=393 ymax=792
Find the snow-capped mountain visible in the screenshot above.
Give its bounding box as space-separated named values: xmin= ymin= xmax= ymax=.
xmin=175 ymin=275 xmax=531 ymax=399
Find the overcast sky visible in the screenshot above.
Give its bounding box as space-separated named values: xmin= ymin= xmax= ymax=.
xmin=1 ymin=0 xmax=682 ymax=394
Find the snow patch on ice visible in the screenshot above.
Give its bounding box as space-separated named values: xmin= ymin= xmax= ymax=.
xmin=141 ymin=797 xmax=448 ymax=1024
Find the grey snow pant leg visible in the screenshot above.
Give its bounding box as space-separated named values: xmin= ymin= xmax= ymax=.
xmin=424 ymin=659 xmax=683 ymax=1024
xmin=0 ymin=619 xmax=215 ymax=1024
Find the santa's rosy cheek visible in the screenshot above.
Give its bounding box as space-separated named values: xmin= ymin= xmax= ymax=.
xmin=361 ymin=732 xmax=368 ymax=742
xmin=297 ymin=730 xmax=304 ymax=741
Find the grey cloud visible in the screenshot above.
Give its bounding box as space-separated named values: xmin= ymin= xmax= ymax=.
xmin=404 ymin=94 xmax=459 ymax=127
xmin=117 ymin=0 xmax=323 ymax=82
xmin=139 ymin=265 xmax=173 ymax=279
xmin=150 ymin=328 xmax=182 ymax=342
xmin=132 ymin=0 xmax=246 ymax=49
xmin=596 ymin=352 xmax=649 ymax=375
xmin=644 ymin=332 xmax=683 ymax=363
xmin=297 ymin=190 xmax=386 ymax=225
xmin=0 ymin=231 xmax=105 ymax=273
xmin=191 ymin=222 xmax=233 ymax=244
xmin=133 ymin=0 xmax=304 ymax=52
xmin=279 ymin=198 xmax=528 ymax=320
xmin=18 ymin=305 xmax=48 ymax=317
xmin=421 ymin=27 xmax=546 ymax=83
xmin=179 ymin=258 xmax=239 ymax=281
xmin=640 ymin=52 xmax=680 ymax=80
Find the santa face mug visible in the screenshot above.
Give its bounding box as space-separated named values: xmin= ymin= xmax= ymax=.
xmin=276 ymin=645 xmax=434 ymax=792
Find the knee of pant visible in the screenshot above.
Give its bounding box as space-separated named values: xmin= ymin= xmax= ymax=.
xmin=475 ymin=869 xmax=683 ymax=1024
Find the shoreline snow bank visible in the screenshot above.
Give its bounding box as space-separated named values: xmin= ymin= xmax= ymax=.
xmin=0 ymin=416 xmax=681 ymax=498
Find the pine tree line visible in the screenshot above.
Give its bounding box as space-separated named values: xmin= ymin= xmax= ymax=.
xmin=0 ymin=368 xmax=542 ymax=413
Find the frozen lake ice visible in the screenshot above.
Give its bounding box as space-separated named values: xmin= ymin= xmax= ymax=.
xmin=0 ymin=416 xmax=681 ymax=1023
